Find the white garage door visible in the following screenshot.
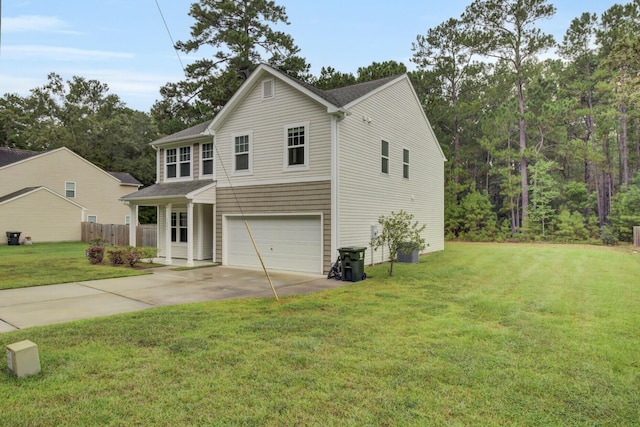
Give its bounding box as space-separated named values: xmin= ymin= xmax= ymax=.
xmin=226 ymin=215 xmax=322 ymax=274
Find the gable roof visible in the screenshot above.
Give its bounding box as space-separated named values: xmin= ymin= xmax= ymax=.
xmin=0 ymin=186 xmax=87 ymax=210
xmin=0 ymin=146 xmax=142 ymax=186
xmin=151 ymin=64 xmax=407 ymax=145
xmin=0 ymin=147 xmax=40 ymax=167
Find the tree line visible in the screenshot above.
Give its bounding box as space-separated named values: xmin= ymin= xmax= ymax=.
xmin=1 ymin=0 xmax=639 ymax=242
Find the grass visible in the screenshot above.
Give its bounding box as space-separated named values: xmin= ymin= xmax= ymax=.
xmin=1 ymin=242 xmax=639 ymax=425
xmin=0 ymin=242 xmax=156 ymax=290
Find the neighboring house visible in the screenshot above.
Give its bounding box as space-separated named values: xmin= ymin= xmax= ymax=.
xmin=122 ymin=64 xmax=445 ymax=274
xmin=0 ymin=146 xmax=141 ymax=244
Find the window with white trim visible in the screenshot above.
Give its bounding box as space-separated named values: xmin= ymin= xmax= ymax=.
xmin=179 ymin=146 xmax=191 ymax=177
xmin=202 ymin=143 xmax=214 ymax=176
xmin=171 ymin=212 xmax=188 ymax=243
xmin=381 ymin=140 xmax=389 ymax=174
xmin=166 ymin=147 xmax=191 ymax=179
xmin=403 ymin=148 xmax=410 ymax=179
xmin=166 ymin=148 xmax=177 ymax=178
xmin=88 ymin=215 xmax=97 ymax=223
xmin=234 ymin=133 xmax=252 ymax=173
xmin=65 ymin=181 xmax=76 ymax=198
xmin=285 ymin=123 xmax=308 ymax=168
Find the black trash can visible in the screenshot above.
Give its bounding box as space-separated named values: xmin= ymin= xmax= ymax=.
xmin=6 ymin=231 xmax=21 ymax=246
xmin=338 ymin=247 xmax=367 ymax=282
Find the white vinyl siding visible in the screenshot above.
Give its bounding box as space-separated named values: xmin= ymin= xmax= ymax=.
xmin=337 ymin=78 xmax=445 ymax=257
xmin=214 ymin=79 xmax=331 ymax=186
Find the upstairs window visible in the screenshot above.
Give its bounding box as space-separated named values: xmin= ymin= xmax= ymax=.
xmin=202 ymin=143 xmax=214 ymax=176
xmin=403 ymin=148 xmax=410 ymax=179
xmin=285 ymin=123 xmax=308 ymax=168
xmin=171 ymin=212 xmax=188 ymax=243
xmin=381 ymin=140 xmax=389 ymax=174
xmin=166 ymin=147 xmax=191 ymax=179
xmin=65 ymin=181 xmax=76 ymax=198
xmin=179 ymin=147 xmax=191 ymax=177
xmin=234 ymin=134 xmax=251 ymax=173
xmin=166 ymin=149 xmax=177 ymax=178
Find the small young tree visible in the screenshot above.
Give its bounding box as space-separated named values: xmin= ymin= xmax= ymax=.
xmin=373 ymin=210 xmax=426 ymax=276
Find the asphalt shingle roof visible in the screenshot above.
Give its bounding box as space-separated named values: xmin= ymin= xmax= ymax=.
xmin=121 ymin=179 xmax=215 ymax=201
xmin=108 ymin=172 xmax=142 ymax=186
xmin=0 ymin=187 xmax=41 ymax=204
xmin=0 ymin=147 xmax=39 ymax=167
xmin=151 ymin=66 xmax=402 ymax=145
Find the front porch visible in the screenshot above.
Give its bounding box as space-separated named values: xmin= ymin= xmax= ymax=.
xmin=121 ymin=179 xmax=216 ymax=267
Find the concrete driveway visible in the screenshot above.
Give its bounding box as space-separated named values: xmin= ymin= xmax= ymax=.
xmin=0 ymin=266 xmax=345 ymax=333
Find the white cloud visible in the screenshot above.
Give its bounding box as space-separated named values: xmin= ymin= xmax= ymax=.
xmin=3 ymin=15 xmax=75 ymax=33
xmin=2 ymin=45 xmax=134 ymax=61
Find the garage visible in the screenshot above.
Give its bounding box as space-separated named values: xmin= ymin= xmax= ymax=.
xmin=225 ymin=215 xmax=322 ymax=274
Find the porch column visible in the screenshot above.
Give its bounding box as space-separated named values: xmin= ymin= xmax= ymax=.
xmin=128 ymin=204 xmax=137 ymax=247
xmin=165 ymin=203 xmax=172 ymax=264
xmin=186 ymin=201 xmax=194 ymax=266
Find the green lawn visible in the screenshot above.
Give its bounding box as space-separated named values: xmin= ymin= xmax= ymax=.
xmin=1 ymin=243 xmax=639 ymax=426
xmin=0 ymin=242 xmax=154 ymax=290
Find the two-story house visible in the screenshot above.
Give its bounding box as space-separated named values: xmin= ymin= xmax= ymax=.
xmin=122 ymin=64 xmax=445 ymax=274
xmin=0 ymin=146 xmax=141 ymax=244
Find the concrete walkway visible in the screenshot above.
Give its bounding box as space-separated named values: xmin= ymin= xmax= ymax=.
xmin=0 ymin=266 xmax=345 ymax=333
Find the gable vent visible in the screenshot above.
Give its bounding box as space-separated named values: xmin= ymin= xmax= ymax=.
xmin=262 ymin=79 xmax=274 ymax=99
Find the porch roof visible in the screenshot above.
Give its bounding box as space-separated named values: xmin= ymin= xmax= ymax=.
xmin=121 ymin=179 xmax=215 ymax=202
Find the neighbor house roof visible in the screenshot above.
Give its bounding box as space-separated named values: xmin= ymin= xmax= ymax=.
xmin=121 ymin=179 xmax=215 ymax=202
xmin=108 ymin=172 xmax=142 ymax=186
xmin=0 ymin=147 xmax=40 ymax=167
xmin=0 ymin=186 xmax=87 ymax=209
xmin=151 ymin=64 xmax=404 ymax=146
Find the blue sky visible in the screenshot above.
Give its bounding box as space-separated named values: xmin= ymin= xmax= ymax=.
xmin=0 ymin=0 xmax=622 ymax=112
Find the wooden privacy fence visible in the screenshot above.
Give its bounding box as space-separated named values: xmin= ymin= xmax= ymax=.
xmin=634 ymin=226 xmax=640 ymax=247
xmin=81 ymin=223 xmax=157 ymax=247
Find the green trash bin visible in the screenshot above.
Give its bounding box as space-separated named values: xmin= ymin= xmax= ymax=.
xmin=6 ymin=231 xmax=21 ymax=246
xmin=338 ymin=247 xmax=367 ymax=282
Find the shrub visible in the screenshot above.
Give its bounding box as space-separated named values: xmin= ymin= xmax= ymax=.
xmin=600 ymin=226 xmax=618 ymax=246
xmin=107 ymin=248 xmax=126 ymax=266
xmin=86 ymin=246 xmax=105 ymax=264
xmin=124 ymin=247 xmax=144 ymax=267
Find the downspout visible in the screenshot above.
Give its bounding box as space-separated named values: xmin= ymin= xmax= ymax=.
xmin=331 ymin=108 xmax=349 ymax=268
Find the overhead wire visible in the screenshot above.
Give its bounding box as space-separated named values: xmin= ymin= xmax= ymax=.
xmin=154 ymin=1 xmax=279 ymax=300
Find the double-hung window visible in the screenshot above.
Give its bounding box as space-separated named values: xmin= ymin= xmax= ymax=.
xmin=285 ymin=122 xmax=308 ymax=169
xmin=234 ymin=133 xmax=252 ymax=173
xmin=166 ymin=147 xmax=191 ymax=179
xmin=201 ymin=143 xmax=214 ymax=176
xmin=166 ymin=149 xmax=177 ymax=178
xmin=171 ymin=212 xmax=188 ymax=243
xmin=381 ymin=140 xmax=389 ymax=174
xmin=403 ymin=148 xmax=410 ymax=179
xmin=179 ymin=147 xmax=191 ymax=177
xmin=65 ymin=181 xmax=76 ymax=198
